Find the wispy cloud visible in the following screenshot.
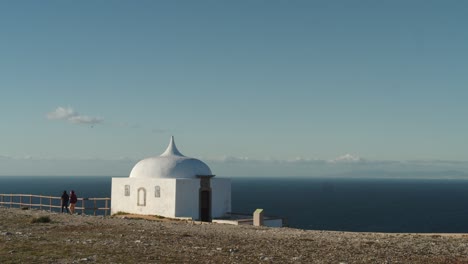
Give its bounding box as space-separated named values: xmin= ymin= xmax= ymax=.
xmin=204 ymin=155 xmax=468 ymax=178
xmin=2 ymin=154 xmax=468 ymax=178
xmin=328 ymin=154 xmax=364 ymax=163
xmin=208 ymin=154 xmax=364 ymax=165
xmin=0 ymin=155 xmax=13 ymax=160
xmin=46 ymin=106 xmax=103 ymax=125
xmin=207 ymin=155 xmax=468 ymax=168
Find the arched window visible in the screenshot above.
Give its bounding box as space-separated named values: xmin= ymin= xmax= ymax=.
xmin=137 ymin=187 xmax=146 ymax=206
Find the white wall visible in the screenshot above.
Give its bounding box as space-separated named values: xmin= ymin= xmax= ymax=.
xmin=174 ymin=179 xmax=199 ymax=219
xmin=211 ymin=178 xmax=231 ymax=218
xmin=174 ymin=178 xmax=231 ymax=220
xmin=111 ymin=178 xmax=176 ymax=217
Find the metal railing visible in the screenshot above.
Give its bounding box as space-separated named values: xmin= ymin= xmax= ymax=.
xmin=0 ymin=194 xmax=111 ymax=216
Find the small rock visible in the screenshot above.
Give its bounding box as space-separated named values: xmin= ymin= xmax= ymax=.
xmin=216 ymin=248 xmax=222 ymax=251
xmin=134 ymin=240 xmax=141 ymax=243
xmin=2 ymin=232 xmax=12 ymax=236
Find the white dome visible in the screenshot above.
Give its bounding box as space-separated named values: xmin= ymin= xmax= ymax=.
xmin=129 ymin=137 xmax=213 ymax=179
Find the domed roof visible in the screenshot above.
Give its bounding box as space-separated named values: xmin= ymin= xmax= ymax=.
xmin=129 ymin=136 xmax=213 ymax=179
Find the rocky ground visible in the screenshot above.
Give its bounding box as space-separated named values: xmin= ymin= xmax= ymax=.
xmin=1 ymin=207 xmax=468 ymax=263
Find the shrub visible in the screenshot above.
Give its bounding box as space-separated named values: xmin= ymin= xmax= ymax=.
xmin=31 ymin=216 xmax=51 ymax=223
xmin=113 ymin=211 xmax=129 ymax=216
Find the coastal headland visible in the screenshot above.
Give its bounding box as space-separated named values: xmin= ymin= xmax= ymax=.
xmin=1 ymin=207 xmax=467 ymax=263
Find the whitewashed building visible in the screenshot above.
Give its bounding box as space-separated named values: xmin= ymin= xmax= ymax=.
xmin=111 ymin=137 xmax=231 ymax=221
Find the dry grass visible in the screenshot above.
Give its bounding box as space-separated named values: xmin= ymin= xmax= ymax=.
xmin=1 ymin=207 xmax=468 ymax=263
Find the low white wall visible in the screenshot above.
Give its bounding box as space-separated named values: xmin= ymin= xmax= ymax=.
xmin=212 ymin=218 xmax=283 ymax=228
xmin=212 ymin=219 xmax=240 ymax=225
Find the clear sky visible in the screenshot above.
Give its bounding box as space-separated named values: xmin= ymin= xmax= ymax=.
xmin=1 ymin=1 xmax=468 ymax=177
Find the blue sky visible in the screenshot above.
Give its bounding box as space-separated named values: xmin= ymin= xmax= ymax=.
xmin=1 ymin=1 xmax=468 ymax=177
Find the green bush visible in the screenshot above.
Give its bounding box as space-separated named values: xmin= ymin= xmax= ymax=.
xmin=31 ymin=216 xmax=51 ymax=223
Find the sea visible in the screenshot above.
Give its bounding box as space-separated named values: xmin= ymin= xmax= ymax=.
xmin=1 ymin=176 xmax=468 ymax=233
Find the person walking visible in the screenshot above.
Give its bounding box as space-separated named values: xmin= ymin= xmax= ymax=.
xmin=69 ymin=190 xmax=78 ymax=214
xmin=61 ymin=190 xmax=70 ymax=213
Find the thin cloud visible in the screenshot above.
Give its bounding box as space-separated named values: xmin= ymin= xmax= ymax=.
xmin=46 ymin=106 xmax=74 ymax=120
xmin=208 ymin=156 xmax=328 ymax=165
xmin=407 ymin=159 xmax=468 ymax=165
xmin=68 ymin=115 xmax=102 ymax=125
xmin=286 ymin=157 xmax=327 ymax=165
xmin=0 ymin=155 xmax=13 ymax=160
xmin=328 ymin=154 xmax=364 ymax=163
xmin=46 ymin=106 xmax=103 ymax=125
xmin=207 ymin=154 xmax=371 ymax=165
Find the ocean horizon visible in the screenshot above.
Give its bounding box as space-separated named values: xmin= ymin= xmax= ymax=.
xmin=1 ymin=176 xmax=468 ymax=233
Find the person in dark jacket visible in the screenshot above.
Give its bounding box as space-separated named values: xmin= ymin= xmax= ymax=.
xmin=61 ymin=190 xmax=70 ymax=213
xmin=69 ymin=190 xmax=78 ymax=214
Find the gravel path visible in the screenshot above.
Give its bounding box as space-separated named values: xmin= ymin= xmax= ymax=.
xmin=1 ymin=207 xmax=468 ymax=263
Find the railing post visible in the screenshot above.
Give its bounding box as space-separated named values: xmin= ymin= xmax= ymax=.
xmin=40 ymin=196 xmax=42 ymax=210
xmin=19 ymin=195 xmax=22 ymax=208
xmin=10 ymin=194 xmax=12 ymax=208
xmin=93 ymin=199 xmax=97 ymax=216
xmin=82 ymin=199 xmax=85 ymax=215
xmin=29 ymin=195 xmax=32 ymax=209
xmin=50 ymin=197 xmax=52 ymax=212
xmin=105 ymin=199 xmax=109 ymax=216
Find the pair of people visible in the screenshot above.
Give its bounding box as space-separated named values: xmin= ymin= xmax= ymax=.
xmin=61 ymin=190 xmax=78 ymax=214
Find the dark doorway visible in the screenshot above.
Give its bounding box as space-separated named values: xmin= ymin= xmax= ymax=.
xmin=200 ymin=190 xmax=211 ymax=222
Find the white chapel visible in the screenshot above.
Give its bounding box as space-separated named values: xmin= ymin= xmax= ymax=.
xmin=111 ymin=137 xmax=231 ymax=221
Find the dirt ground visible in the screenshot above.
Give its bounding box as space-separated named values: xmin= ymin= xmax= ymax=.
xmin=1 ymin=207 xmax=468 ymax=263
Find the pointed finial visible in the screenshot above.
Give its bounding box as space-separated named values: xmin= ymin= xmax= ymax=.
xmin=160 ymin=136 xmax=184 ymax=156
